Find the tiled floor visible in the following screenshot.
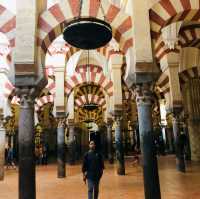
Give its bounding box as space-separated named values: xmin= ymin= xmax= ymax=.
xmin=0 ymin=156 xmax=200 ymax=199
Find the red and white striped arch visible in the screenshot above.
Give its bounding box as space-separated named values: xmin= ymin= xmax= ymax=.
xmin=65 ymin=44 xmax=121 ymax=62
xmin=65 ymin=72 xmax=113 ymax=97
xmin=0 ymin=5 xmax=16 ymax=47
xmin=45 ymin=65 xmax=55 ymax=77
xmin=150 ymin=0 xmax=200 ymax=61
xmin=35 ymin=95 xmax=54 ymax=111
xmin=38 ymin=0 xmax=133 ymax=66
xmin=179 ymin=27 xmax=200 ymax=48
xmin=0 ymin=5 xmax=16 ymax=68
xmin=153 ymin=35 xmax=180 ymax=61
xmin=75 ymin=64 xmax=103 ymax=74
xmin=179 ymin=66 xmax=200 ymax=85
xmin=156 ymin=72 xmax=170 ymax=95
xmin=75 ymin=94 xmax=106 ymax=107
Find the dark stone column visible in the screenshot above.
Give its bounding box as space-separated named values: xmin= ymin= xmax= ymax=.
xmin=18 ymin=88 xmax=36 ymax=199
xmin=68 ymin=121 xmax=76 ymax=165
xmin=106 ymin=119 xmax=114 ymax=164
xmin=124 ymin=127 xmax=129 ymax=155
xmin=165 ymin=127 xmax=174 ymax=153
xmin=57 ymin=117 xmax=66 ymax=178
xmin=0 ymin=112 xmax=5 ymax=181
xmin=135 ymin=84 xmax=161 ymax=199
xmin=114 ymin=113 xmax=125 ymax=175
xmin=172 ymin=113 xmax=186 ymax=172
xmin=183 ymin=123 xmax=191 ymax=161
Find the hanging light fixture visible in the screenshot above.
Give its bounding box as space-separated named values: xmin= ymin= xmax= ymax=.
xmin=63 ymin=0 xmax=112 ymax=49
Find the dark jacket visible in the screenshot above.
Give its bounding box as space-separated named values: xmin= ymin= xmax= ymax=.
xmin=82 ymin=150 xmax=104 ymax=181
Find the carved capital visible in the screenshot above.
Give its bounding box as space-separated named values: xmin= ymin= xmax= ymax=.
xmin=57 ymin=117 xmax=66 ymax=128
xmin=15 ymin=87 xmax=37 ymax=108
xmin=135 ymin=84 xmax=154 ymax=106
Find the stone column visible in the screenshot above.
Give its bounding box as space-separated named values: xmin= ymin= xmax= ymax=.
xmin=114 ymin=113 xmax=125 ymax=175
xmin=106 ymin=119 xmax=114 ymax=164
xmin=57 ymin=117 xmax=66 ymax=178
xmin=18 ymin=88 xmax=36 ymax=199
xmin=172 ymin=112 xmax=186 ymax=172
xmin=0 ymin=112 xmax=5 ymax=181
xmin=68 ymin=121 xmax=76 ymax=165
xmin=135 ymin=84 xmax=161 ymax=199
xmin=183 ymin=79 xmax=200 ymax=161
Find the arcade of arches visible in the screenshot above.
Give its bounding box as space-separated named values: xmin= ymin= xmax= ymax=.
xmin=1 ymin=0 xmax=200 ymax=199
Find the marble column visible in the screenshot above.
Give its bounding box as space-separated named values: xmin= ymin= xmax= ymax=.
xmin=136 ymin=84 xmax=161 ymax=199
xmin=114 ymin=114 xmax=125 ymax=175
xmin=106 ymin=119 xmax=114 ymax=164
xmin=172 ymin=113 xmax=186 ymax=172
xmin=57 ymin=118 xmax=66 ymax=178
xmin=68 ymin=122 xmax=76 ymax=165
xmin=18 ymin=88 xmax=36 ymax=199
xmin=0 ymin=115 xmax=5 ymax=181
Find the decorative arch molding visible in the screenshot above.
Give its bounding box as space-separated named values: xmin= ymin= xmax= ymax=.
xmin=65 ymin=71 xmax=113 ymax=97
xmin=179 ymin=66 xmax=200 ymax=85
xmin=38 ymin=0 xmax=133 ymax=66
xmin=35 ymin=95 xmax=54 ymax=111
xmin=155 ymin=72 xmax=170 ymax=95
xmin=0 ymin=5 xmax=16 ymax=47
xmin=149 ymin=0 xmax=200 ymax=61
xmin=65 ymin=44 xmax=121 ymax=62
xmin=179 ymin=27 xmax=200 ymax=48
xmin=75 ymin=94 xmax=106 ymax=108
xmin=0 ymin=4 xmax=16 ymax=70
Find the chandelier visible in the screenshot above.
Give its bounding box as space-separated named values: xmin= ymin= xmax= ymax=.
xmin=63 ymin=0 xmax=112 ymax=49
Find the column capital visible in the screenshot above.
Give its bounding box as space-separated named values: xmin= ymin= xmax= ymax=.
xmin=57 ymin=117 xmax=66 ymax=128
xmin=135 ymin=83 xmax=154 ymax=106
xmin=106 ymin=118 xmax=113 ymax=127
xmin=15 ymin=87 xmax=38 ymax=108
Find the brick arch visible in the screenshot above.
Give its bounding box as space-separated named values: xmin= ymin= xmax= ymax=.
xmin=0 ymin=4 xmax=16 ymax=69
xmin=35 ymin=95 xmax=54 ymax=111
xmin=179 ymin=27 xmax=200 ymax=48
xmin=155 ymin=72 xmax=170 ymax=95
xmin=150 ymin=0 xmax=200 ymax=61
xmin=0 ymin=5 xmax=16 ymax=47
xmin=64 ymin=44 xmax=121 ymax=62
xmin=65 ymin=72 xmax=113 ymax=97
xmin=179 ymin=66 xmax=200 ymax=85
xmin=75 ymin=94 xmax=106 ymax=108
xmin=38 ymin=0 xmax=133 ymax=66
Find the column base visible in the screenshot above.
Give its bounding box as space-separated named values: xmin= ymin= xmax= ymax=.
xmin=117 ymin=167 xmax=125 ymax=175
xmin=57 ymin=169 xmax=66 ymax=178
xmin=176 ymin=157 xmax=186 ymax=173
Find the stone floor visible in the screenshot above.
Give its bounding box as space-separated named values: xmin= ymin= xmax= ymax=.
xmin=0 ymin=155 xmax=200 ymax=199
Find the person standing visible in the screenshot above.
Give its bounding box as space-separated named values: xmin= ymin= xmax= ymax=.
xmin=82 ymin=140 xmax=104 ymax=199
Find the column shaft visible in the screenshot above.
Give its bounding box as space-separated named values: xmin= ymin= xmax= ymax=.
xmin=107 ymin=124 xmax=114 ymax=164
xmin=0 ymin=127 xmax=5 ymax=181
xmin=172 ymin=116 xmax=186 ymax=172
xmin=57 ymin=119 xmax=66 ymax=178
xmin=18 ymin=90 xmax=35 ymax=199
xmin=115 ymin=117 xmax=125 ymax=175
xmin=68 ymin=124 xmax=76 ymax=165
xmin=136 ymin=85 xmax=161 ymax=199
